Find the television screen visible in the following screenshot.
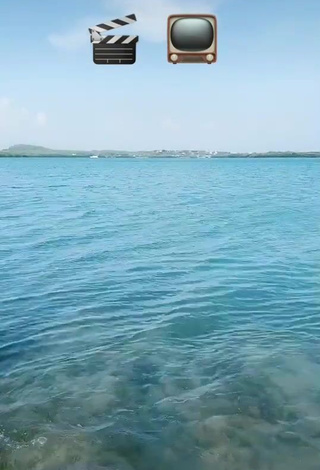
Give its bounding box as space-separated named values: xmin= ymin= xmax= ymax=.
xmin=171 ymin=18 xmax=214 ymax=52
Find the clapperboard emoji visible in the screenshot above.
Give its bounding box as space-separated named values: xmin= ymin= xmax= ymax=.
xmin=89 ymin=13 xmax=139 ymax=65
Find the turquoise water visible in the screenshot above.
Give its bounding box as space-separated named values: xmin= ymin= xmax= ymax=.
xmin=1 ymin=157 xmax=320 ymax=470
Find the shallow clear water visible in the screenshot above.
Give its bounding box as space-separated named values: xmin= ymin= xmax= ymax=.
xmin=0 ymin=157 xmax=320 ymax=470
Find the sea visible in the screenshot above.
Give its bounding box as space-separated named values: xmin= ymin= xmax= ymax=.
xmin=0 ymin=156 xmax=320 ymax=470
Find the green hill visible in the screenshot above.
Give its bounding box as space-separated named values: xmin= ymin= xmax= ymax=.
xmin=0 ymin=145 xmax=90 ymax=157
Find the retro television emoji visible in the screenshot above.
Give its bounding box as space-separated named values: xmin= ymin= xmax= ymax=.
xmin=167 ymin=14 xmax=217 ymax=64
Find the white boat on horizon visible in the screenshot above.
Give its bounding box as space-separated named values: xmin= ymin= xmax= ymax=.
xmin=90 ymin=155 xmax=99 ymax=159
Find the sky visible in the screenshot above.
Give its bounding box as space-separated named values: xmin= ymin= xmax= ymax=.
xmin=0 ymin=0 xmax=319 ymax=152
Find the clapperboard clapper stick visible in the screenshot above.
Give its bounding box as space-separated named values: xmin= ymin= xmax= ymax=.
xmin=89 ymin=13 xmax=139 ymax=65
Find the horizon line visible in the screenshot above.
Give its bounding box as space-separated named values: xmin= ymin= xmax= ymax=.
xmin=1 ymin=145 xmax=320 ymax=154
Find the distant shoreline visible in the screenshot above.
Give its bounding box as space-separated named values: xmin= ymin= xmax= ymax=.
xmin=1 ymin=146 xmax=319 ymax=159
xmin=1 ymin=154 xmax=320 ymax=159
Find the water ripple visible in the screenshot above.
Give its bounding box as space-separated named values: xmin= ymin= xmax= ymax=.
xmin=0 ymin=158 xmax=320 ymax=469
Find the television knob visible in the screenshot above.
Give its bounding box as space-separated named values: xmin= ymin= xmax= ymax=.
xmin=206 ymin=54 xmax=214 ymax=62
xmin=170 ymin=54 xmax=178 ymax=63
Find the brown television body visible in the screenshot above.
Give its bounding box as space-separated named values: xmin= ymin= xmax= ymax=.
xmin=167 ymin=14 xmax=217 ymax=64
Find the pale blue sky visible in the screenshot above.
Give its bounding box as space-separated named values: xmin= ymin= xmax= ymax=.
xmin=0 ymin=0 xmax=319 ymax=152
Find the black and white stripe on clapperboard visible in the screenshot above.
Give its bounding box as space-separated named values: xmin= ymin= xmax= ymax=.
xmin=89 ymin=14 xmax=139 ymax=65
